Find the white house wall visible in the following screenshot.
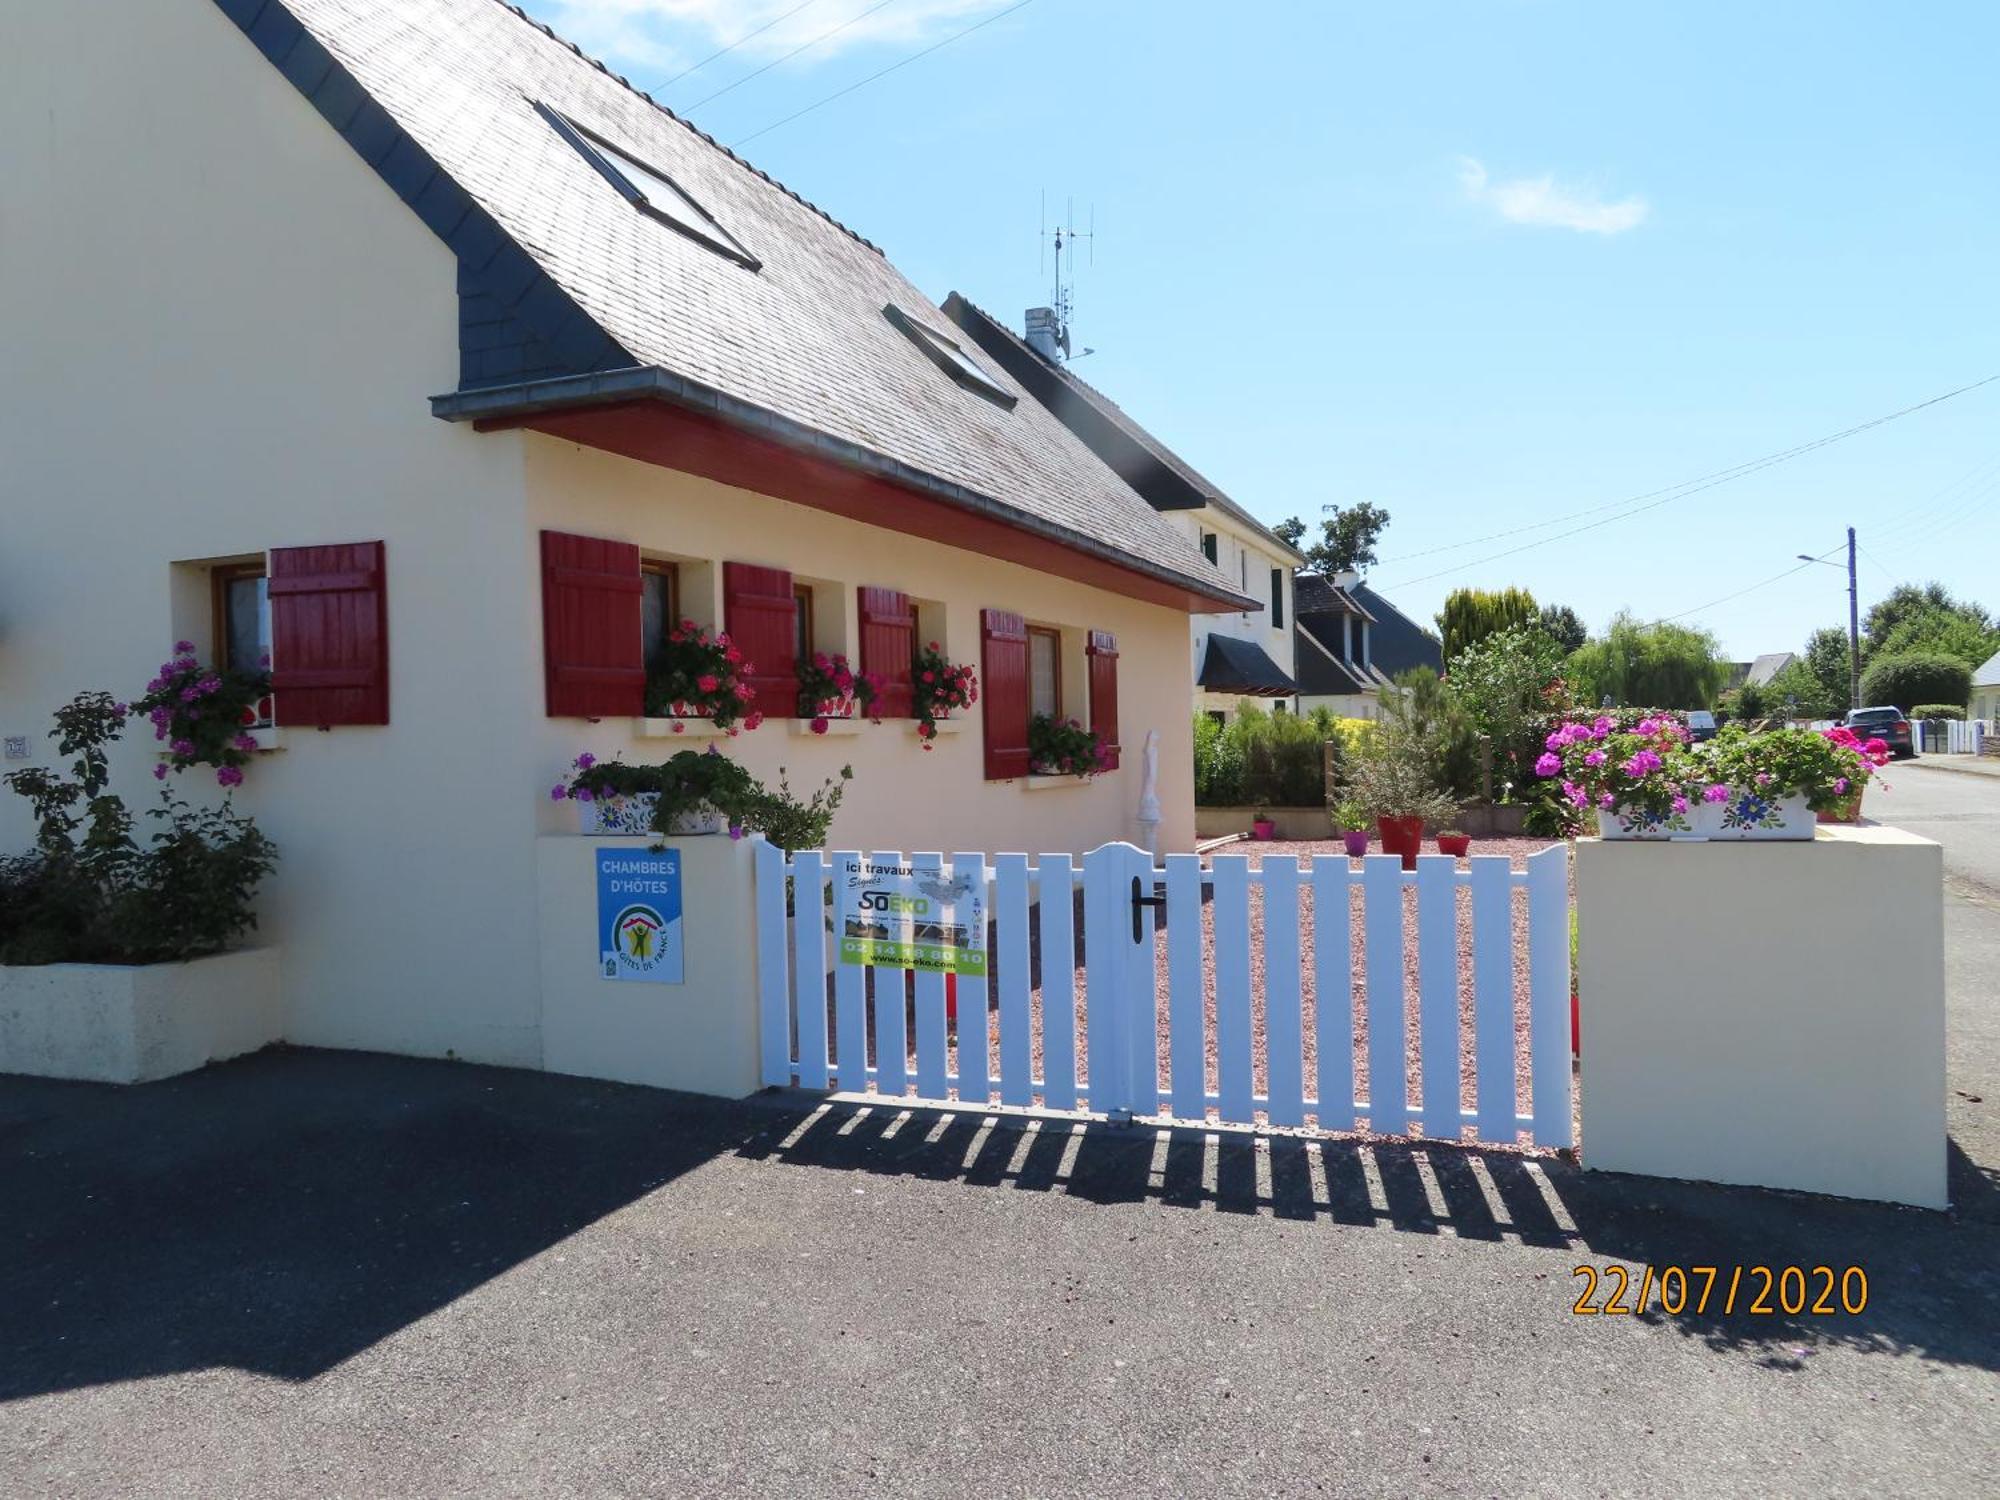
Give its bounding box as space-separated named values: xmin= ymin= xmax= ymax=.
xmin=1173 ymin=510 xmax=1295 ymax=716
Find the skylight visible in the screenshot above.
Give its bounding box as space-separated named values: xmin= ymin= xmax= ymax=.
xmin=884 ymin=305 xmax=1016 ymax=408
xmin=537 ymin=105 xmax=758 ymax=269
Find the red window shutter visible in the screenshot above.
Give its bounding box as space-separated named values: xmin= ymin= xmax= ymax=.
xmin=269 ymin=541 xmax=389 ymax=727
xmin=723 ymin=562 xmax=797 ymax=714
xmin=1088 ymin=629 xmax=1121 ymax=771
xmin=981 ymin=608 xmax=1031 ymax=780
xmin=541 ymin=530 xmax=644 ymax=719
xmin=858 ymin=586 xmax=915 ymax=718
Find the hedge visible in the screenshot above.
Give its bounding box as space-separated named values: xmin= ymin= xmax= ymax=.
xmin=1859 ymin=653 xmax=1971 ymax=714
xmin=1913 ymin=704 xmax=1966 ymax=722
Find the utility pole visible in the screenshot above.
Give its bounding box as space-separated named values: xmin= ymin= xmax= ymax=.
xmin=1846 ymin=525 xmax=1861 ymax=711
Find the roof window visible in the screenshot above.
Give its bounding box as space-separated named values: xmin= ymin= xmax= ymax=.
xmin=537 ymin=104 xmax=758 ymax=269
xmin=884 ymin=305 xmax=1016 ymax=408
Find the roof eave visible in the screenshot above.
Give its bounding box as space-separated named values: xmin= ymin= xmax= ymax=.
xmin=432 ymin=367 xmax=1258 ymax=615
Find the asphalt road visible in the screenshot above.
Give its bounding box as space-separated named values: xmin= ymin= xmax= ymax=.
xmin=2 ymin=783 xmax=1997 ymax=1497
xmin=1882 ymin=759 xmax=2000 ymax=896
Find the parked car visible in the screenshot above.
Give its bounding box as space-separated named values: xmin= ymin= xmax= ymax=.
xmin=1686 ymin=710 xmax=1719 ymax=743
xmin=1846 ymin=706 xmax=1915 ymax=759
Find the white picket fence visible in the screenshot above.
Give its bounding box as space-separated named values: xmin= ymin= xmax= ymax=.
xmin=1918 ymin=718 xmax=1989 ymax=755
xmin=755 ymin=842 xmax=1573 ymax=1150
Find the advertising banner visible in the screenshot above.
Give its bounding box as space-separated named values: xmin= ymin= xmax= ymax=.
xmin=836 ymin=855 xmax=987 ymax=977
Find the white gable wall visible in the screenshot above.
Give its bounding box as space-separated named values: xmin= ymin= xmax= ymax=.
xmin=1 ymin=0 xmax=545 ymax=1064
xmin=1172 ymin=508 xmax=1296 ymax=717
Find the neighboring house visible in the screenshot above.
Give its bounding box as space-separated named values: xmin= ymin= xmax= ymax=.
xmin=1972 ymin=651 xmax=2000 ymax=724
xmin=1292 ymin=573 xmax=1443 ymax=718
xmin=943 ymin=298 xmax=1301 ymax=722
xmin=1 ymin=0 xmax=1254 ymax=1068
xmin=1745 ymin=652 xmax=1796 ymax=689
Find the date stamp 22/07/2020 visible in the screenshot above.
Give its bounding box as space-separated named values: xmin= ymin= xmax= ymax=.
xmin=1571 ymin=1264 xmax=1869 ymax=1317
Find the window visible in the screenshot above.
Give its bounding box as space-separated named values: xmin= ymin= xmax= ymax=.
xmin=1271 ymin=568 xmax=1285 ymax=630
xmin=883 ymin=304 xmax=1017 ymax=408
xmin=1028 ymin=626 xmax=1062 ymax=720
xmin=641 ymin=561 xmax=678 ymax=675
xmin=1201 ymin=531 xmax=1218 ymax=564
xmin=538 ymin=105 xmax=759 ymax=269
xmin=212 ymin=561 xmax=270 ymax=675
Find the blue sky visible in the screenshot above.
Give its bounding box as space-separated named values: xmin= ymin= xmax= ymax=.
xmin=519 ymin=0 xmax=1999 ymax=659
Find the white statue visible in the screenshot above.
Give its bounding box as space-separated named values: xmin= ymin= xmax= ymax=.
xmin=1135 ymin=728 xmax=1162 ymax=857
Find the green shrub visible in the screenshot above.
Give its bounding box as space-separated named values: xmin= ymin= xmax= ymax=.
xmin=1192 ymin=706 xmax=1340 ymax=806
xmin=1912 ymin=703 xmax=1966 ymax=722
xmin=1859 ymin=652 xmax=1971 ymax=713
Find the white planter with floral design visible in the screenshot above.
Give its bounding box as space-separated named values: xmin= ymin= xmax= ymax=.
xmin=1698 ymin=788 xmax=1813 ymax=841
xmin=1594 ymin=805 xmax=1700 ymax=841
xmin=575 ymin=794 xmax=726 ymax=837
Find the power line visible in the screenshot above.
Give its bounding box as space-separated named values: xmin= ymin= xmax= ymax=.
xmin=687 ymin=0 xmax=904 ymax=112
xmin=652 ymin=0 xmax=827 ymax=92
xmin=1371 ymin=372 xmax=2000 ymax=584
xmin=731 ymin=0 xmax=1039 ymax=147
xmin=1653 ymin=547 xmax=1841 ymax=626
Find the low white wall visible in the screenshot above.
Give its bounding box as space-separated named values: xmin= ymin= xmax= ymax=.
xmin=1576 ymin=825 xmax=1946 ymax=1209
xmin=0 ymin=948 xmax=280 ymax=1085
xmin=535 ymin=833 xmax=764 ymax=1097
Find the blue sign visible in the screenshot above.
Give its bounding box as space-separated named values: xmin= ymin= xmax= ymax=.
xmin=596 ymin=847 xmax=684 ymax=984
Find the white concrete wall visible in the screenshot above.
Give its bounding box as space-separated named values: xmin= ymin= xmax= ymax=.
xmin=1175 ymin=508 xmax=1296 ymax=718
xmin=1576 ymin=825 xmax=1947 ymax=1209
xmin=519 ymin=436 xmax=1198 ymax=858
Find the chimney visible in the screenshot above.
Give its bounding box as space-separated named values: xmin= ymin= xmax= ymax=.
xmin=1024 ymin=306 xmax=1062 ymax=361
xmin=1333 ymin=569 xmax=1361 ymax=590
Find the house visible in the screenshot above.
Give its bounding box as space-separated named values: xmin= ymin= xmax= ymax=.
xmin=1292 ymin=573 xmax=1443 ymax=717
xmin=1745 ymin=652 xmax=1797 ymax=689
xmin=942 ymin=298 xmax=1302 ymax=722
xmin=0 ymin=0 xmax=1255 ymax=1069
xmin=1973 ymin=651 xmax=2000 ymax=724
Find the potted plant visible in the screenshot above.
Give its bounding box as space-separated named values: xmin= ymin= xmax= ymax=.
xmin=1028 ymin=713 xmax=1109 ymax=778
xmin=1536 ymin=715 xmax=1699 ymax=840
xmin=910 ymin=641 xmax=978 ymax=748
xmin=1343 ymin=752 xmax=1456 ymax=870
xmin=1333 ymin=801 xmax=1370 ymax=858
xmin=1435 ymin=829 xmax=1471 ymax=857
xmin=642 ymin=619 xmax=764 ymax=734
xmin=1813 ymin=725 xmax=1892 ymax=823
xmin=551 ymin=747 xmax=762 ymax=837
xmin=1251 ymin=810 xmax=1276 ymax=841
xmin=128 ymin=641 xmax=272 ymax=787
xmin=796 ymin=651 xmax=884 ymax=727
xmin=1691 ymin=725 xmax=1889 ymax=839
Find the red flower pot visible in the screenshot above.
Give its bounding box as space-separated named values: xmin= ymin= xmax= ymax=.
xmin=1341 ymin=829 xmax=1370 ymax=858
xmin=1377 ymin=815 xmax=1424 ymax=870
xmin=1436 ymin=834 xmax=1471 ymax=858
xmin=1252 ymin=818 xmax=1276 ymax=841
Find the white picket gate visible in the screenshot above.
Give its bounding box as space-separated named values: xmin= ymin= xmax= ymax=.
xmin=755 ymin=842 xmax=1573 ymax=1150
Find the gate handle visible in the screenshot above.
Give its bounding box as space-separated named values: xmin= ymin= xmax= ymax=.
xmin=1130 ymin=874 xmax=1165 ymax=944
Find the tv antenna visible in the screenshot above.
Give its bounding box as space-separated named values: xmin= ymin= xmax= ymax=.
xmin=1038 ymin=192 xmax=1095 ymax=362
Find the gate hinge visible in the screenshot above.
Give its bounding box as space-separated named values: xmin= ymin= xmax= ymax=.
xmin=1130 ymin=874 xmax=1165 ymax=943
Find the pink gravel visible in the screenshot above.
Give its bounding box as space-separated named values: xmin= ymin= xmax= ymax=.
xmin=826 ymin=836 xmax=1573 ymax=1149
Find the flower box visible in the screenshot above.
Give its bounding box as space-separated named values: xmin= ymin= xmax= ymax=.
xmin=0 ymin=948 xmax=279 ymax=1084
xmin=576 ymin=793 xmax=726 ymax=837
xmin=1594 ymin=805 xmax=1698 ymax=840
xmin=1702 ymin=788 xmax=1812 ymax=841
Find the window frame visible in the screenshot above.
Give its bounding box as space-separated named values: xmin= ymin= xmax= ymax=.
xmin=211 ymin=559 xmax=273 ymax=725
xmin=640 ymin=559 xmax=680 ymax=676
xmin=793 ymin=583 xmax=816 ymax=668
xmin=1200 ymin=531 xmax=1218 ymax=564
xmin=536 ymin=104 xmax=761 ymax=271
xmin=882 ymin=304 xmax=1018 ymax=409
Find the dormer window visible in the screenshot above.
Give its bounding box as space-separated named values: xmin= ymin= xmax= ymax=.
xmin=883 ymin=305 xmax=1016 ymax=408
xmin=537 ymin=104 xmax=758 ymax=269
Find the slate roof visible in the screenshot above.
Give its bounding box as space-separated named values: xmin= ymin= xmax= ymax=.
xmin=942 ymin=297 xmax=1305 ymax=560
xmin=1348 ymin=581 xmax=1444 ymax=678
xmin=1292 ymin=573 xmax=1375 ymax=622
xmin=1745 ymin=652 xmax=1796 ymax=688
xmin=1292 ymin=625 xmax=1381 ymax=697
xmin=1292 ymin=574 xmax=1441 ymax=689
xmin=218 ymin=0 xmax=1248 ymax=609
xmin=1196 ymin=635 xmax=1298 ymax=697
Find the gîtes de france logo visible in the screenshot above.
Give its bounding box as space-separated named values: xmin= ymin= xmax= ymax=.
xmin=604 ymin=903 xmax=669 ymax=977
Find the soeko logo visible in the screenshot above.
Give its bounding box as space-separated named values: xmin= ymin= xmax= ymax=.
xmin=608 ymin=903 xmax=668 ymax=974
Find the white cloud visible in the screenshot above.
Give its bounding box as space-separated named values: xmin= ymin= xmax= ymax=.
xmin=539 ymin=0 xmax=1016 ymax=76
xmin=1458 ymin=157 xmax=1650 ymax=235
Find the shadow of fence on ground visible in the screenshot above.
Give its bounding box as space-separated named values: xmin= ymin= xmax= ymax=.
xmin=739 ymin=1095 xmax=2000 ymax=1375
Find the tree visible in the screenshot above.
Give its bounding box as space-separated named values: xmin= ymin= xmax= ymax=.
xmin=1863 ymin=582 xmax=1998 ymax=668
xmin=1763 ymin=659 xmax=1842 ymax=721
xmin=1859 ymin=652 xmax=1972 ymax=712
xmin=1565 ymin=611 xmax=1730 ymax=709
xmin=1444 ymin=625 xmax=1570 ymax=795
xmin=1435 ymin=587 xmax=1538 ymax=661
xmin=1535 ymin=603 xmax=1588 ymax=655
xmin=1273 ymin=502 xmax=1391 ymax=576
xmin=1802 ymin=625 xmax=1855 ymax=711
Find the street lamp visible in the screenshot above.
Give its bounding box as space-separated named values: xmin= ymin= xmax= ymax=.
xmin=1797 ymin=526 xmax=1861 ymax=712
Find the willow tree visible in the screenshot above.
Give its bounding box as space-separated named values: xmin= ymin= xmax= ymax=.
xmin=1566 ymin=612 xmax=1730 ymax=709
